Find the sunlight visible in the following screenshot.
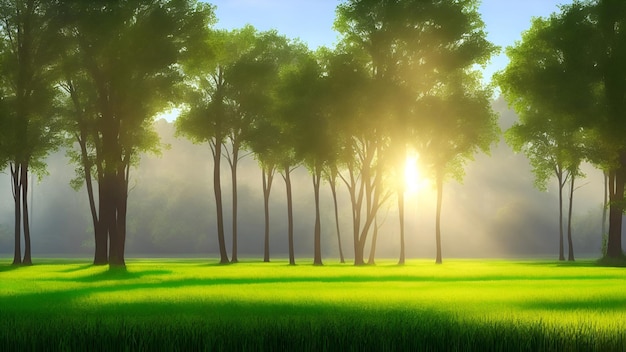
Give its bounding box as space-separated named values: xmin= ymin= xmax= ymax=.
xmin=404 ymin=154 xmax=428 ymax=196
xmin=156 ymin=107 xmax=181 ymax=122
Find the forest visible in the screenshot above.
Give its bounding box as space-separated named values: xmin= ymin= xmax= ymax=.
xmin=0 ymin=0 xmax=625 ymax=268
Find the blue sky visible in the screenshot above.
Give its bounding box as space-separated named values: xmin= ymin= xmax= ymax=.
xmin=207 ymin=0 xmax=571 ymax=82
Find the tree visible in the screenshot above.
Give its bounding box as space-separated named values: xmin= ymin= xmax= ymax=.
xmin=0 ymin=0 xmax=63 ymax=265
xmin=495 ymin=3 xmax=609 ymax=261
xmin=247 ymin=119 xmax=280 ymax=262
xmin=242 ymin=32 xmax=299 ymax=263
xmin=226 ymin=28 xmax=293 ymax=263
xmin=334 ymin=0 xmax=496 ymax=265
xmin=282 ymin=51 xmax=330 ymax=266
xmin=61 ymin=0 xmax=213 ymax=268
xmin=418 ymin=71 xmax=498 ymax=264
xmin=504 ymin=121 xmax=584 ymax=261
xmin=178 ymin=26 xmax=270 ymax=264
xmin=596 ymin=0 xmax=626 ymax=260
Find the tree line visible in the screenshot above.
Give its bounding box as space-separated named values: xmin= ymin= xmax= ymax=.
xmin=0 ymin=0 xmax=623 ymax=268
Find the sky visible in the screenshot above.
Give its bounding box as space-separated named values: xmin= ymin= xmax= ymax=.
xmin=207 ymin=0 xmax=571 ymax=84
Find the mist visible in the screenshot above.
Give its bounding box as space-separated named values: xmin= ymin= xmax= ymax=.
xmin=0 ymin=98 xmax=614 ymax=260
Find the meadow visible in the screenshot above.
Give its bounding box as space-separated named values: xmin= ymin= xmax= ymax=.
xmin=0 ymin=258 xmax=625 ymax=351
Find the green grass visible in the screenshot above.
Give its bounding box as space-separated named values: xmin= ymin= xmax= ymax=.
xmin=1 ymin=258 xmax=625 ymax=351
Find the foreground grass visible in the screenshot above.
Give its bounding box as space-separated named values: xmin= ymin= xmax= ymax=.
xmin=0 ymin=258 xmax=625 ymax=351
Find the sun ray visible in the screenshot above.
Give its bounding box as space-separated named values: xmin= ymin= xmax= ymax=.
xmin=404 ymin=153 xmax=428 ymax=196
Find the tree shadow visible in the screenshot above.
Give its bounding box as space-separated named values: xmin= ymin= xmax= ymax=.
xmin=518 ymin=297 xmax=626 ymax=312
xmin=57 ymin=264 xmax=95 ymax=273
xmin=75 ymin=268 xmax=173 ymax=282
xmin=0 ymin=264 xmax=22 ymax=273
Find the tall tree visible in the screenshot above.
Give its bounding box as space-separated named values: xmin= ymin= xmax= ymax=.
xmin=334 ymin=0 xmax=496 ymax=265
xmin=177 ymin=27 xmax=263 ymax=264
xmin=226 ymin=28 xmax=292 ymax=263
xmin=495 ymin=5 xmax=601 ymax=261
xmin=596 ymin=0 xmax=626 ymax=259
xmin=61 ymin=0 xmax=213 ymax=267
xmin=242 ymin=32 xmax=298 ymax=263
xmin=278 ymin=52 xmax=330 ymax=266
xmin=0 ymin=0 xmax=63 ymax=265
xmin=247 ymin=119 xmax=280 ymax=262
xmin=418 ymin=71 xmax=498 ymax=264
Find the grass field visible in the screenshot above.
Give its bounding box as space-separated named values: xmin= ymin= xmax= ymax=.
xmin=1 ymin=258 xmax=625 ymax=351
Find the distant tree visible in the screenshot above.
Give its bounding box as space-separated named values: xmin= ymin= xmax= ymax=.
xmin=226 ymin=28 xmax=292 ymax=263
xmin=280 ymin=52 xmax=330 ymax=266
xmin=324 ymin=164 xmax=346 ymax=263
xmin=242 ymin=33 xmax=299 ymax=263
xmin=334 ymin=0 xmax=496 ymax=265
xmin=60 ymin=0 xmax=213 ymax=267
xmin=247 ymin=119 xmax=280 ymax=262
xmin=0 ymin=0 xmax=63 ymax=265
xmin=418 ymin=71 xmax=498 ymax=264
xmin=176 ymin=26 xmax=240 ymax=264
xmin=495 ymin=6 xmax=601 ymax=261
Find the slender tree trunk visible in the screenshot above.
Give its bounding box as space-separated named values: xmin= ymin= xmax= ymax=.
xmin=558 ymin=172 xmax=565 ymax=261
xmin=111 ymin=164 xmax=128 ymax=268
xmin=435 ymin=171 xmax=443 ymax=264
xmin=11 ymin=163 xmax=21 ymax=265
xmin=603 ymin=171 xmax=608 ymax=238
xmin=367 ymin=217 xmax=378 ymax=265
xmin=262 ymin=167 xmax=274 ymax=262
xmin=212 ymin=141 xmax=229 ymax=264
xmin=105 ymin=171 xmax=121 ymax=267
xmin=607 ymin=164 xmax=625 ymax=259
xmin=397 ymin=190 xmax=405 ymax=265
xmin=329 ymin=177 xmax=345 ymax=263
xmin=313 ymin=168 xmax=323 ymax=266
xmin=230 ymin=147 xmax=239 ymax=263
xmin=94 ymin=178 xmax=108 ymax=265
xmin=567 ymin=174 xmax=575 ymax=261
xmin=284 ymin=165 xmax=295 ymax=265
xmin=21 ymin=163 xmax=32 ymax=265
xmin=78 ymin=132 xmax=107 ymax=265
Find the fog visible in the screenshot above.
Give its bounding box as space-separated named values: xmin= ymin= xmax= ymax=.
xmin=0 ymin=98 xmax=616 ymax=260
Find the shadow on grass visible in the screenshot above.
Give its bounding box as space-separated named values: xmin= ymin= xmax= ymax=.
xmin=0 ymin=264 xmax=22 ymax=273
xmin=57 ymin=264 xmax=96 ymax=273
xmin=0 ymin=297 xmax=623 ymax=351
xmin=596 ymin=256 xmax=626 ymax=267
xmin=79 ymin=268 xmax=173 ymax=282
xmin=515 ymin=260 xmax=602 ymax=267
xmin=519 ymin=297 xmax=626 ymax=312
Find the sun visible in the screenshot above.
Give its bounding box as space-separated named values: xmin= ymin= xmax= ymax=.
xmin=404 ymin=154 xmax=427 ymax=195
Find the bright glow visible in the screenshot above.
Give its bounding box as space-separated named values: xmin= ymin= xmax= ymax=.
xmin=156 ymin=107 xmax=182 ymax=122
xmin=404 ymin=154 xmax=428 ymax=195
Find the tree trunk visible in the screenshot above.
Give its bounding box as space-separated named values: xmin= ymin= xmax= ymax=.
xmin=104 ymin=171 xmax=121 ymax=267
xmin=607 ymin=164 xmax=625 ymax=259
xmin=558 ymin=172 xmax=565 ymax=261
xmin=94 ymin=177 xmax=109 ymax=265
xmin=313 ymin=168 xmax=323 ymax=266
xmin=397 ymin=190 xmax=405 ymax=265
xmin=329 ymin=177 xmax=345 ymax=263
xmin=354 ymin=242 xmax=365 ymax=266
xmin=21 ymin=163 xmax=32 ymax=265
xmin=435 ymin=171 xmax=443 ymax=264
xmin=284 ymin=165 xmax=295 ymax=265
xmin=78 ymin=131 xmax=107 ymax=265
xmin=212 ymin=141 xmax=229 ymax=264
xmin=367 ymin=217 xmax=378 ymax=265
xmin=603 ymin=171 xmax=608 ymax=237
xmin=262 ymin=167 xmax=274 ymax=263
xmin=230 ymin=147 xmax=239 ymax=263
xmin=111 ymin=164 xmax=129 ymax=268
xmin=567 ymin=174 xmax=575 ymax=261
xmin=11 ymin=163 xmax=22 ymax=266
